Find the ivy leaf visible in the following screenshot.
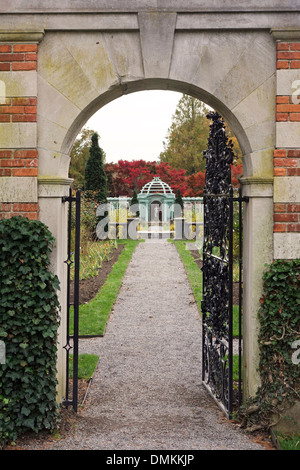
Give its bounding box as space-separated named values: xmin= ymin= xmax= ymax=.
xmin=21 ymin=406 xmax=31 ymax=417
xmin=22 ymin=418 xmax=36 ymax=430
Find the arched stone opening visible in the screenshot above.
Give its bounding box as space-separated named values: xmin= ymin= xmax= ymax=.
xmin=39 ymin=76 xmax=272 ymax=404
xmin=60 ymin=78 xmax=253 ymax=163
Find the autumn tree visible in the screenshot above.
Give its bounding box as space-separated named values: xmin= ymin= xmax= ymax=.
xmin=104 ymin=162 xmax=121 ymax=197
xmin=159 ymin=94 xmax=211 ymax=175
xmin=104 ymin=158 xmax=242 ymax=199
xmin=183 ymin=164 xmax=242 ymax=198
xmin=104 ymin=160 xmax=187 ymax=197
xmin=184 ymin=171 xmax=206 ymax=197
xmin=159 ymin=94 xmax=243 ymax=174
xmin=231 ymin=164 xmax=243 ymax=186
xmin=155 ymin=162 xmax=187 ymax=196
xmin=116 ymin=159 xmax=152 ymax=194
xmin=224 ymin=124 xmax=243 ymax=165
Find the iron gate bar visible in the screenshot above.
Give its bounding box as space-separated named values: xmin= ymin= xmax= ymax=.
xmin=238 ymin=187 xmax=244 ymax=405
xmin=64 ymin=187 xmax=73 ymax=405
xmin=62 ymin=188 xmax=81 ymax=412
xmin=201 ymin=111 xmax=249 ymax=418
xmin=202 ymin=188 xmax=249 ymax=417
xmin=228 ymin=186 xmax=234 ymax=416
xmin=73 ymin=189 xmax=81 ymax=412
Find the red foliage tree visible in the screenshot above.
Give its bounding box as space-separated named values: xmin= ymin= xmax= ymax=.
xmin=104 ymin=160 xmax=242 ymax=198
xmin=184 ymin=171 xmax=206 ymax=197
xmin=184 ymin=164 xmax=242 ymax=197
xmin=231 ymin=164 xmax=243 ymax=187
xmin=104 ymin=160 xmax=187 ymax=197
xmin=155 ymin=162 xmax=187 ymax=195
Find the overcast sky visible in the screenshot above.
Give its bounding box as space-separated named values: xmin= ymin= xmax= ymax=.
xmin=86 ymin=90 xmax=183 ymax=164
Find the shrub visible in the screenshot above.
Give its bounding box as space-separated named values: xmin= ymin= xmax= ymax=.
xmin=175 ymin=189 xmax=183 ymax=216
xmin=0 ymin=217 xmax=60 ymax=446
xmin=130 ymin=189 xmax=139 ymax=217
xmin=84 ymin=132 xmax=107 ymax=205
xmin=238 ymin=259 xmax=300 ymax=431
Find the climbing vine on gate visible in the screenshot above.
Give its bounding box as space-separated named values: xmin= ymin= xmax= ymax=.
xmin=0 ymin=216 xmax=60 ymax=446
xmin=238 ymin=259 xmax=300 ymax=431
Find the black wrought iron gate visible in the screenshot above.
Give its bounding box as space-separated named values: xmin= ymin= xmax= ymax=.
xmin=62 ymin=188 xmax=81 ymax=412
xmin=201 ymin=112 xmax=248 ymax=417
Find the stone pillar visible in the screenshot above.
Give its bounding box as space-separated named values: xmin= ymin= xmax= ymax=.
xmin=145 ymin=200 xmax=150 ymax=223
xmin=174 ymin=217 xmax=186 ymax=240
xmin=38 ymin=177 xmax=72 ymax=403
xmin=127 ymin=217 xmax=139 ymax=239
xmin=240 ymin=177 xmax=274 ymax=398
xmin=271 ymin=28 xmax=300 ymax=260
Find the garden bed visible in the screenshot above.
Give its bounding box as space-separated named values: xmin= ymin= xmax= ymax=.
xmin=69 ymin=243 xmax=124 ymax=305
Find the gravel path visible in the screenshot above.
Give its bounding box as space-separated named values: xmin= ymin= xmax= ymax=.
xmin=48 ymin=239 xmax=264 ymax=450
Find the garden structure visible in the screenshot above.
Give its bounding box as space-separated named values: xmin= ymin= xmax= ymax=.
xmin=108 ymin=178 xmax=203 ymax=224
xmin=107 ymin=176 xmax=203 ymax=239
xmin=137 ymin=176 xmax=175 ymax=223
xmin=0 ymin=1 xmax=300 ymax=433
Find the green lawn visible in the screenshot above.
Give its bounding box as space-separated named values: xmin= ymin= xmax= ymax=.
xmin=172 ymin=240 xmax=241 ymax=338
xmin=71 ymin=238 xmax=241 ymax=383
xmin=70 ymin=239 xmax=140 ymax=336
xmin=173 ymin=240 xmax=203 ymax=307
xmin=69 ymin=353 xmax=99 ymax=380
xmin=273 ymin=432 xmax=300 ymax=451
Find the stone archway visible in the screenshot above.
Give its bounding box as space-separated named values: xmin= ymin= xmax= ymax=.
xmin=1 ymin=3 xmax=299 ymax=404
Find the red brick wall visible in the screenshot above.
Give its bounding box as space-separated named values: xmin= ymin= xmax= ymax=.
xmin=0 ymin=44 xmax=37 ymax=71
xmin=274 ymin=203 xmax=300 ymax=233
xmin=0 ymin=150 xmax=38 ymax=177
xmin=0 ymin=43 xmax=38 ymax=220
xmin=276 ymin=96 xmax=300 ymax=122
xmin=274 ymin=41 xmax=300 ymax=235
xmin=273 ymin=149 xmax=300 ymax=177
xmin=0 ymin=203 xmax=38 ymax=220
xmin=0 ymin=98 xmax=37 ymax=123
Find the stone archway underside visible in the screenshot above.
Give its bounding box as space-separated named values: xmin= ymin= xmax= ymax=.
xmin=0 ymin=1 xmax=300 ymax=402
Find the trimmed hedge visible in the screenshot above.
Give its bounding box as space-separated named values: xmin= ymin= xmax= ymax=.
xmin=0 ymin=216 xmax=60 ymax=446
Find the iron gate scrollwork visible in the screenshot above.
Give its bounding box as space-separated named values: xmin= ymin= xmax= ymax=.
xmin=62 ymin=188 xmax=81 ymax=412
xmin=201 ymin=112 xmax=248 ymax=417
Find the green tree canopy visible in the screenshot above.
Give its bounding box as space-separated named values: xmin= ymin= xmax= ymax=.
xmin=175 ymin=188 xmax=184 ymax=209
xmin=159 ymin=95 xmax=211 ymax=175
xmin=69 ymin=127 xmax=106 ymax=189
xmin=159 ymin=94 xmax=242 ymax=174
